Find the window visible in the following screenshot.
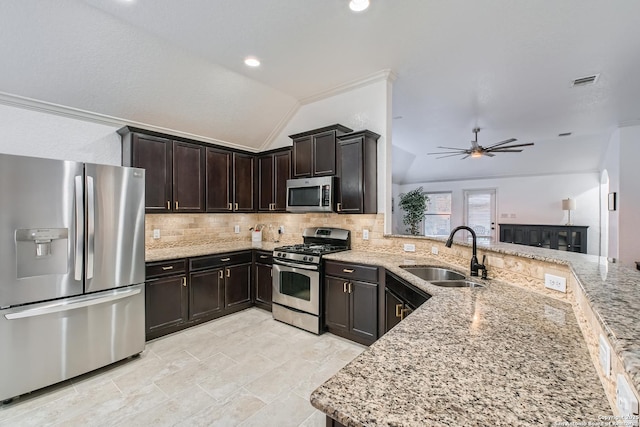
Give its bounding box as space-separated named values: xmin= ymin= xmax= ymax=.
xmin=424 ymin=192 xmax=452 ymax=237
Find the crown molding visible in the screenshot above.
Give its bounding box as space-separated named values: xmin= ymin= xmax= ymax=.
xmin=299 ymin=69 xmax=398 ymax=106
xmin=0 ymin=91 xmax=257 ymax=152
xmin=258 ymin=101 xmax=300 ymax=151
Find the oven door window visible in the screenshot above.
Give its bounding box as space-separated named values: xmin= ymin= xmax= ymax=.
xmin=288 ymin=186 xmax=320 ymax=207
xmin=279 ymin=270 xmax=311 ymax=301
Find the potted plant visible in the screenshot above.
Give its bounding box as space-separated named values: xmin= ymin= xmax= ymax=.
xmin=398 ymin=187 xmax=428 ymax=235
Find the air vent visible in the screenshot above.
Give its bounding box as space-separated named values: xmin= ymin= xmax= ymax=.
xmin=572 ymin=74 xmax=599 ymax=87
xmin=558 ymin=132 xmax=572 ymax=137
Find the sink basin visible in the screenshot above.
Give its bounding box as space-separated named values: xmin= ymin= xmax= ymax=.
xmin=429 ymin=280 xmax=484 ymax=288
xmin=401 ymin=266 xmax=465 ymax=281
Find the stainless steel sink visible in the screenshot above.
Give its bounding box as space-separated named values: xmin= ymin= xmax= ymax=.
xmin=401 ymin=266 xmax=465 ymax=281
xmin=429 ymin=280 xmax=484 ymax=288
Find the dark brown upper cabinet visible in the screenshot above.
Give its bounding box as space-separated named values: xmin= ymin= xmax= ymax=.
xmin=336 ymin=130 xmax=380 ymax=214
xmin=290 ymin=124 xmax=352 ymax=178
xmin=205 ymin=148 xmax=255 ymax=212
xmin=258 ymin=148 xmax=291 ymax=212
xmin=172 ymin=141 xmax=205 ymax=212
xmin=120 ymin=129 xmax=204 ymax=213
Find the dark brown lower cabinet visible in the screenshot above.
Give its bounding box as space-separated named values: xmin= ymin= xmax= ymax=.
xmin=384 ymin=272 xmax=430 ymax=334
xmin=499 ymin=223 xmax=588 ymax=253
xmin=254 ymin=251 xmax=273 ymax=311
xmin=326 ymin=417 xmax=347 ymax=427
xmin=324 ymin=275 xmax=378 ymax=346
xmin=225 ymin=263 xmax=252 ymax=309
xmin=145 ymin=251 xmax=253 ymax=340
xmin=189 ymin=268 xmax=224 ymax=320
xmin=146 ymin=274 xmax=188 ymax=340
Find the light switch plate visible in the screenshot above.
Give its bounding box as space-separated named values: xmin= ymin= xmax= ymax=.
xmin=362 ymin=229 xmax=369 ymax=240
xmin=153 ymin=229 xmax=160 ymax=239
xmin=544 ymin=273 xmax=567 ymax=293
xmin=599 ymin=334 xmax=611 ymax=377
xmin=234 ymin=225 xmax=240 ymax=233
xmin=403 ymin=243 xmax=416 ymax=252
xmin=431 ymin=246 xmax=438 ymax=255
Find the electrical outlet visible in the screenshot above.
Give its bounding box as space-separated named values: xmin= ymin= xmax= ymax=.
xmin=234 ymin=225 xmax=240 ymax=234
xmin=152 ymin=229 xmax=160 ymax=239
xmin=544 ymin=273 xmax=566 ymax=293
xmin=362 ymin=229 xmax=369 ymax=240
xmin=278 ymin=225 xmax=285 ymax=234
xmin=403 ymin=243 xmax=416 ymax=252
xmin=431 ymin=246 xmax=438 ymax=255
xmin=599 ymin=334 xmax=611 ymax=377
xmin=616 ymin=374 xmax=639 ymax=419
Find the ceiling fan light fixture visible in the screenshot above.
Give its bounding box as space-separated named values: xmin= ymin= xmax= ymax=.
xmin=349 ymin=0 xmax=370 ymax=12
xmin=471 ymin=151 xmax=483 ymax=158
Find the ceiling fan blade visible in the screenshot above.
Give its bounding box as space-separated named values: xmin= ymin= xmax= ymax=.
xmin=486 ymin=142 xmax=534 ymax=151
xmin=484 ymin=138 xmax=517 ymax=149
xmin=488 ymin=149 xmax=523 ymax=153
xmin=484 ymin=152 xmax=495 ymax=157
xmin=427 ymin=150 xmax=468 ymax=155
xmin=436 ymin=146 xmax=468 ymax=150
xmin=436 ymin=153 xmax=467 ymax=159
xmin=460 ymin=154 xmax=470 ymax=160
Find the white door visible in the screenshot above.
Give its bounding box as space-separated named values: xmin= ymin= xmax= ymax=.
xmin=463 ymin=189 xmax=497 ymax=242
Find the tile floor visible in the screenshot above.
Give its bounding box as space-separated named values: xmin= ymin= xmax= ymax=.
xmin=0 ymin=308 xmax=366 ymax=427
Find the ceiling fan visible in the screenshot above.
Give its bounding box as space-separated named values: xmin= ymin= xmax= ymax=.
xmin=427 ymin=128 xmax=534 ymax=159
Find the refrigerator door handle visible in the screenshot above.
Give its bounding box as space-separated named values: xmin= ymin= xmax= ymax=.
xmin=74 ymin=175 xmax=84 ymax=281
xmin=86 ymin=175 xmax=95 ymax=280
xmin=4 ymin=288 xmax=141 ymax=320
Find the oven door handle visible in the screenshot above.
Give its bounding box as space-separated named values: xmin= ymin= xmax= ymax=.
xmin=273 ymin=260 xmax=319 ymax=271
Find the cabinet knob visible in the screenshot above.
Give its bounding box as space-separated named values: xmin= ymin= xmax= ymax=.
xmin=182 ymin=277 xmax=186 ymax=287
xmin=343 ymin=281 xmax=348 ymax=293
xmin=161 ymin=266 xmax=174 ymax=271
xmin=226 ymin=268 xmax=230 ymax=278
xmin=175 ymin=201 xmax=179 ymax=210
xmin=336 ymin=203 xmax=342 ymax=212
xmin=167 ymin=201 xmax=171 ymax=210
xmin=218 ymin=270 xmax=223 ymax=279
xmin=343 ymin=268 xmax=354 ymax=273
xmin=235 ymin=203 xmax=239 ymax=211
xmin=228 ymin=203 xmax=233 ymax=211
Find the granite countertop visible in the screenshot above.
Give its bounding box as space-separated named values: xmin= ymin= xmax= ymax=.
xmin=145 ymin=241 xmax=281 ymax=262
xmin=311 ymin=250 xmax=616 ymax=426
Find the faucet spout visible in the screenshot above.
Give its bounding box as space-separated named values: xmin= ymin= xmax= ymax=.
xmin=445 ymin=226 xmax=487 ymax=277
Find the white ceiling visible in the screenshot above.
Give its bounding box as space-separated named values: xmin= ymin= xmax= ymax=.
xmin=1 ymin=0 xmax=640 ymax=183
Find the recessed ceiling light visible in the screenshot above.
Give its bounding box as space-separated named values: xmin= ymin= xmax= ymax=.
xmin=244 ymin=57 xmax=261 ymax=67
xmin=349 ymin=0 xmax=370 ymax=12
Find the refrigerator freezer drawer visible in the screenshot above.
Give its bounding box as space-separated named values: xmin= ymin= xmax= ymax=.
xmin=0 ymin=284 xmax=145 ymax=401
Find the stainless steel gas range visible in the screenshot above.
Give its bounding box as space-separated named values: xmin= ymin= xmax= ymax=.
xmin=272 ymin=227 xmax=351 ymax=334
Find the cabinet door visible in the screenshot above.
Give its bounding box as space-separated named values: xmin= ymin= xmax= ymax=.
xmin=189 ymin=269 xmax=224 ymax=320
xmin=173 ymin=141 xmax=205 ymax=212
xmin=349 ymin=280 xmax=378 ymax=343
xmin=312 ymin=131 xmax=336 ymax=176
xmin=513 ymin=226 xmax=527 ymax=245
xmin=131 ymin=134 xmax=172 ymax=212
xmin=337 ymin=137 xmax=363 ymax=213
xmin=145 ymin=275 xmax=187 ymax=336
xmin=293 ymin=136 xmax=312 ymax=178
xmin=233 ymin=153 xmax=255 ymax=212
xmin=385 ymin=289 xmax=403 ymax=333
xmin=325 ymin=276 xmax=349 ymax=332
xmin=254 ymin=262 xmax=273 ymax=308
xmin=273 ymin=150 xmax=291 ymax=211
xmin=206 ymin=148 xmax=233 ymax=212
xmin=225 ymin=263 xmax=252 ymax=308
xmin=257 ymin=154 xmax=274 ymax=212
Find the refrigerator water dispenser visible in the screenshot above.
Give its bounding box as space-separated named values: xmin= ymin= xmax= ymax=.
xmin=15 ymin=228 xmax=69 ymax=278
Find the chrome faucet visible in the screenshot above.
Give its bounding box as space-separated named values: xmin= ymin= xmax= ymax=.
xmin=445 ymin=226 xmax=488 ymax=279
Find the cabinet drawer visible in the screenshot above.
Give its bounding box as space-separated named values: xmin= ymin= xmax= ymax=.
xmin=146 ymin=259 xmax=187 ymax=279
xmin=190 ymin=251 xmax=253 ymax=271
xmin=325 ymin=260 xmax=378 ymax=283
xmin=254 ymin=251 xmax=273 ymax=265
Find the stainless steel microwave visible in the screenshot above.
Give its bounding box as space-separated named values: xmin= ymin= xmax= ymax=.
xmin=286 ymin=176 xmax=335 ymax=213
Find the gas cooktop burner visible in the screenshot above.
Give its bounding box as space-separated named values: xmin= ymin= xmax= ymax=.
xmin=275 ymin=243 xmax=348 ymax=255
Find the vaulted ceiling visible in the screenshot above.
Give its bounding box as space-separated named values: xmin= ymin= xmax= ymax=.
xmin=1 ymin=0 xmax=639 ymax=183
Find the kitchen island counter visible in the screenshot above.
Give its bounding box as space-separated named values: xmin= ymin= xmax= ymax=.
xmin=312 ymin=249 xmax=616 ymax=426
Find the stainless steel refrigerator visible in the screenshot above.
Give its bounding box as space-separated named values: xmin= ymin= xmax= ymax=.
xmin=0 ymin=153 xmax=146 ymax=402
